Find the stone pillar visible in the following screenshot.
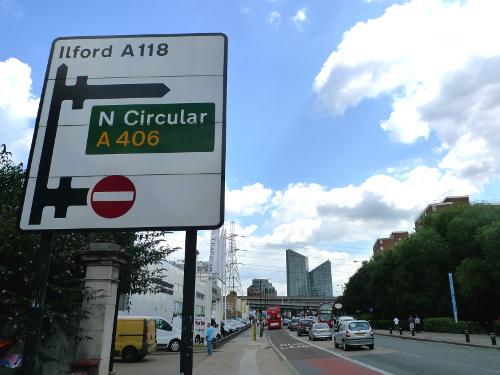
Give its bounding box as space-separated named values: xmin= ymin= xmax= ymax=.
xmin=73 ymin=243 xmax=129 ymax=375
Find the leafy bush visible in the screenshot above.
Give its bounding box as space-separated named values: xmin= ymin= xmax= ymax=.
xmin=357 ymin=313 xmax=375 ymax=321
xmin=369 ymin=320 xmax=394 ymax=330
xmin=423 ymin=317 xmax=482 ymax=334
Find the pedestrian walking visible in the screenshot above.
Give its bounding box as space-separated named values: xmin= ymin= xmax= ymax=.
xmin=415 ymin=315 xmax=421 ymax=333
xmin=393 ymin=316 xmax=399 ymax=330
xmin=220 ymin=320 xmax=226 ymax=336
xmin=408 ymin=315 xmax=415 ymax=332
xmin=205 ymin=322 xmax=216 ymax=356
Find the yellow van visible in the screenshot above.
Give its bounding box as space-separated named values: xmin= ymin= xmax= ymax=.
xmin=114 ymin=316 xmax=156 ymax=362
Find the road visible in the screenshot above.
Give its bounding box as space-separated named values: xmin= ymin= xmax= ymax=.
xmin=268 ymin=328 xmax=500 ymax=375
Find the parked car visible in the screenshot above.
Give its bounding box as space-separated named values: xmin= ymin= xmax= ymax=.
xmin=114 ymin=316 xmax=156 ymax=362
xmin=333 ymin=320 xmax=374 ymax=351
xmin=283 ymin=318 xmax=290 ymax=326
xmin=223 ymin=319 xmax=239 ymax=333
xmin=154 ymin=317 xmax=181 ymax=352
xmin=308 ymin=322 xmax=332 ymax=341
xmin=289 ymin=317 xmax=300 ymax=331
xmin=296 ymin=319 xmax=314 ymax=336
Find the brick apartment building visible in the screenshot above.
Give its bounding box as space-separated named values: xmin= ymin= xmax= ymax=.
xmin=372 ymin=231 xmax=409 ymax=256
xmin=414 ymin=196 xmax=470 ymax=228
xmin=372 ymin=196 xmax=470 ymax=257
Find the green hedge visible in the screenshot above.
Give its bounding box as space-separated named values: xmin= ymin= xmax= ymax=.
xmin=369 ymin=320 xmax=394 ymax=330
xmin=421 ymin=318 xmax=482 ymax=334
xmin=369 ymin=318 xmax=500 ymax=334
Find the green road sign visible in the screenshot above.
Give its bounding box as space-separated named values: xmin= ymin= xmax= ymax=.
xmin=86 ymin=103 xmax=215 ymax=154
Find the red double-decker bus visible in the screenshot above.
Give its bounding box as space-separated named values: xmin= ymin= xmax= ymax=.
xmin=317 ymin=303 xmax=334 ymax=327
xmin=266 ymin=306 xmax=282 ymax=330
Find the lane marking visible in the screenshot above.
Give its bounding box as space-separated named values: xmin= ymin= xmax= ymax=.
xmin=289 ymin=331 xmax=396 ymax=375
xmin=279 ymin=343 xmax=310 ymax=350
xmin=267 ymin=335 xmax=301 ymax=375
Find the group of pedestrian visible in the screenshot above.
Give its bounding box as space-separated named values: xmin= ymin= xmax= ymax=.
xmin=393 ymin=315 xmax=422 ymax=333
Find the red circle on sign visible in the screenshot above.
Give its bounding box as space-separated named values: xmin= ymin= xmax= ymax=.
xmin=91 ymin=175 xmax=136 ymax=219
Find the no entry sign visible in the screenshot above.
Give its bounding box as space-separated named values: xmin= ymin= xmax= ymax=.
xmin=91 ymin=176 xmax=136 ymax=219
xmin=19 ymin=34 xmax=227 ymax=231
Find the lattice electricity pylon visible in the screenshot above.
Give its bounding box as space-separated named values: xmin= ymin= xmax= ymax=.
xmin=225 ymin=221 xmax=242 ymax=295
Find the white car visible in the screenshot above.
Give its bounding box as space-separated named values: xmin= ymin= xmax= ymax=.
xmin=154 ymin=317 xmax=182 ymax=352
xmin=337 ymin=316 xmax=355 ymax=326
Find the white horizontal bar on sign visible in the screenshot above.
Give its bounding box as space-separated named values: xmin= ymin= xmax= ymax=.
xmin=92 ymin=191 xmax=135 ymax=201
xmin=48 ymin=35 xmax=226 ymax=80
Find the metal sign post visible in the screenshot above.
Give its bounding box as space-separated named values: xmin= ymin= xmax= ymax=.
xmin=21 ymin=233 xmax=53 ymax=374
xmin=180 ymin=230 xmax=197 ymax=375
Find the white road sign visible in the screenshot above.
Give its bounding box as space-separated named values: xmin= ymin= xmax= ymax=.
xmin=19 ymin=34 xmax=227 ymax=231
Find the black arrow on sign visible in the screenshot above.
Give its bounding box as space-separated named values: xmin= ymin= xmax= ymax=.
xmin=28 ymin=63 xmax=170 ymax=225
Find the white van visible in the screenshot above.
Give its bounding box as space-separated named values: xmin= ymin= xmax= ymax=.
xmin=154 ymin=317 xmax=182 ymax=352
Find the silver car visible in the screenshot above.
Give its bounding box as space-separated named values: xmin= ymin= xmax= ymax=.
xmin=308 ymin=322 xmax=332 ymax=341
xmin=333 ymin=320 xmax=374 ymax=351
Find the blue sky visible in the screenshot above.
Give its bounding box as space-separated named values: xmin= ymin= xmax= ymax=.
xmin=2 ymin=0 xmax=500 ymax=295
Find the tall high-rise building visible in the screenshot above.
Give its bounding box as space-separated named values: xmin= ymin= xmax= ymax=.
xmin=246 ymin=279 xmax=277 ymax=297
xmin=309 ymin=260 xmax=333 ymax=297
xmin=286 ymin=250 xmax=334 ymax=297
xmin=286 ymin=249 xmax=310 ymax=296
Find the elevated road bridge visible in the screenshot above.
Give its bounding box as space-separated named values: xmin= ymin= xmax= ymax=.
xmin=239 ymin=295 xmax=338 ymax=315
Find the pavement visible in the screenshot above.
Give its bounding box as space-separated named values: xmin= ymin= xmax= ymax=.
xmin=194 ymin=324 xmax=291 ymax=375
xmin=375 ymin=329 xmax=500 ymax=350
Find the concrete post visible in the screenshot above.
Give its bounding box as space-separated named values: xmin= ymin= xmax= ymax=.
xmin=73 ymin=243 xmax=129 ymax=375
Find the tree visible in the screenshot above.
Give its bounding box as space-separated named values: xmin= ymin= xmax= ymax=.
xmin=0 ymin=145 xmax=175 ymax=343
xmin=392 ymin=228 xmax=451 ymax=318
xmin=342 ymin=202 xmax=500 ymax=322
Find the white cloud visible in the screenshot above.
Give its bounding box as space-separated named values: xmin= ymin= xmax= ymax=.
xmin=0 ymin=58 xmax=38 ymax=163
xmin=291 ymin=7 xmax=307 ymax=29
xmin=266 ymin=11 xmax=282 ymax=26
xmin=226 ymin=183 xmax=273 ymax=216
xmin=266 ymin=165 xmax=476 ymax=244
xmin=313 ymin=0 xmax=500 ymax=190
